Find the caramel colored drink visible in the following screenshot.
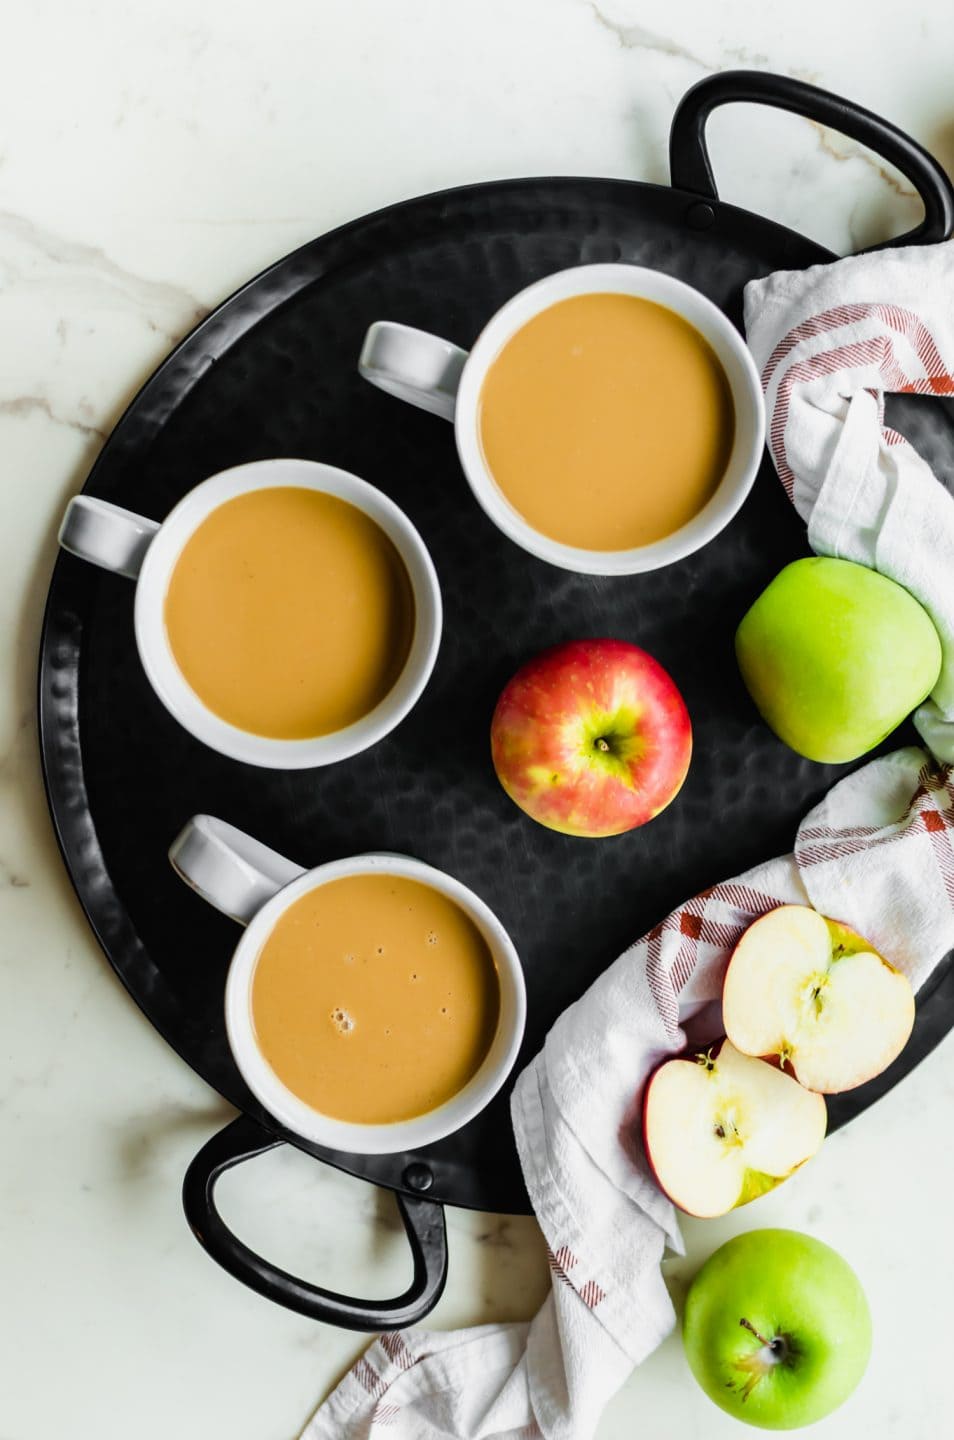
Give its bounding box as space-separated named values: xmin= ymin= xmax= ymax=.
xmin=477 ymin=292 xmax=735 ymax=551
xmin=163 ymin=487 xmax=414 ymax=739
xmin=250 ymin=874 xmax=500 ymax=1124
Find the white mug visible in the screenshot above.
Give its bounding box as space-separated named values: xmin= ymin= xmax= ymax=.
xmin=359 ymin=263 xmax=766 ymax=576
xmin=169 ymin=815 xmax=527 ymax=1155
xmin=57 ymin=458 xmax=442 ymax=769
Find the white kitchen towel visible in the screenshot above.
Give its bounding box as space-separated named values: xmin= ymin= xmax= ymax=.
xmin=305 ymin=244 xmax=954 ymax=1440
xmin=743 ymin=242 xmax=954 ymax=762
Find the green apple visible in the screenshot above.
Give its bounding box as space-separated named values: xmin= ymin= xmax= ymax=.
xmin=736 ymin=557 xmax=941 ymax=763
xmin=683 ymin=1229 xmax=872 ymax=1429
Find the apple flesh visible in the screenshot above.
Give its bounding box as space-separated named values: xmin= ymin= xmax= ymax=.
xmin=642 ymin=1038 xmax=826 ymax=1219
xmin=723 ymin=904 xmax=915 ymax=1094
xmin=490 ymin=638 xmax=691 ymax=838
xmin=735 ymin=556 xmax=942 ymax=763
xmin=683 ymin=1228 xmax=872 ymax=1429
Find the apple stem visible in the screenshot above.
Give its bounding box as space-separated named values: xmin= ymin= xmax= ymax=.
xmin=595 ymin=738 xmax=610 ymax=753
xmin=739 ymin=1318 xmax=773 ymax=1348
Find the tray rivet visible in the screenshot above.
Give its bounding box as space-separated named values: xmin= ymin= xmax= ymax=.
xmin=685 ymin=202 xmax=716 ymax=230
xmin=403 ymin=1162 xmax=434 ymax=1192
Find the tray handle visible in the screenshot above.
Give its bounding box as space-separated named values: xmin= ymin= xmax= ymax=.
xmin=669 ymin=69 xmax=954 ymax=252
xmin=182 ymin=1114 xmax=448 ymax=1331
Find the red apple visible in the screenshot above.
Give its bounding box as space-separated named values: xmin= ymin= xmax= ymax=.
xmin=490 ymin=639 xmax=691 ymax=838
xmin=722 ymin=905 xmax=915 ymax=1094
xmin=642 ymin=1037 xmax=827 ymax=1218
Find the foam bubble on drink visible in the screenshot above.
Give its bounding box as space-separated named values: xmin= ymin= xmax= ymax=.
xmin=330 ymin=1007 xmax=355 ymax=1034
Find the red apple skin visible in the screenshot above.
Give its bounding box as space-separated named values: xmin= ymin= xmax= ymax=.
xmin=490 ymin=639 xmax=692 ymax=838
xmin=641 ymin=1053 xmax=677 ymax=1205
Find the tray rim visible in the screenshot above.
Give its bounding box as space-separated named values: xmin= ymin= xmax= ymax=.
xmin=47 ymin=172 xmax=834 ymax=497
xmin=37 ymin=169 xmax=954 ymax=1214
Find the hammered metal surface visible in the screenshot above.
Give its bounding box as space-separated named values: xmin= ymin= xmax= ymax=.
xmin=40 ymin=178 xmax=954 ymax=1213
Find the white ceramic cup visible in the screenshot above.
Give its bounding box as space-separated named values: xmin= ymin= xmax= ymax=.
xmin=169 ymin=814 xmax=527 ymax=1155
xmin=359 ymin=263 xmax=766 ymax=576
xmin=57 ymin=458 xmax=442 ymax=769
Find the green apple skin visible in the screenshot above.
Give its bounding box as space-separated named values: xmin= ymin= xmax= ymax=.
xmin=736 ymin=557 xmax=942 ymax=763
xmin=683 ymin=1229 xmax=872 ymax=1430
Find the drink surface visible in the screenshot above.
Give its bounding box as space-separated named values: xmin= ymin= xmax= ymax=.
xmin=478 ymin=293 xmax=735 ymax=551
xmin=251 ymin=874 xmax=501 ymax=1124
xmin=164 ymin=487 xmax=414 ymax=738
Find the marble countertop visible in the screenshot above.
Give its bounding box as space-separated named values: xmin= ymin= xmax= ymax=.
xmin=3 ymin=2 xmax=954 ymax=1436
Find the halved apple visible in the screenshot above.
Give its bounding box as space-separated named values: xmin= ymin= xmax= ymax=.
xmin=722 ymin=905 xmax=915 ymax=1094
xmin=642 ymin=1038 xmax=827 ymax=1219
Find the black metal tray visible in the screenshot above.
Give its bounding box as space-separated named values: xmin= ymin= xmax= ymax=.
xmin=39 ymin=72 xmax=954 ymax=1329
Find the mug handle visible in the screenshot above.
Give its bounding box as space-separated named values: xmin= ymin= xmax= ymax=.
xmin=58 ymin=495 xmax=161 ymax=580
xmin=183 ymin=1113 xmax=448 ymax=1330
xmin=358 ymin=321 xmax=467 ymax=422
xmin=669 ymin=69 xmax=954 ymax=253
xmin=169 ymin=815 xmax=306 ymax=925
